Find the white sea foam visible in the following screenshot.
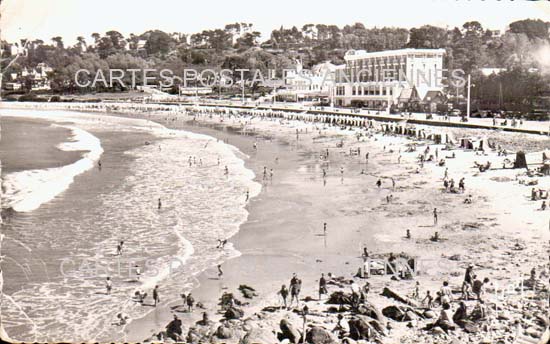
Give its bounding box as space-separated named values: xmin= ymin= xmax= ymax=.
xmin=1 ymin=108 xmax=262 ymax=342
xmin=2 ymin=125 xmax=103 ymax=212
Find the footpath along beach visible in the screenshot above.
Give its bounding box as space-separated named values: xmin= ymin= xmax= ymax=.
xmin=2 ymin=102 xmax=549 ymax=343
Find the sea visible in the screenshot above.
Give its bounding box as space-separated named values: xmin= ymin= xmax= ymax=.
xmin=0 ymin=108 xmax=261 ymax=342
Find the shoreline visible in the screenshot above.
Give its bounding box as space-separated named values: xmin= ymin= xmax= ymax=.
xmin=1 ymin=103 xmax=548 ymax=343
xmin=112 ymin=105 xmax=548 ymax=343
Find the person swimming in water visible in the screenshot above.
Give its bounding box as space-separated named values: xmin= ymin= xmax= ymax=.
xmin=117 ymin=241 xmax=124 ymax=256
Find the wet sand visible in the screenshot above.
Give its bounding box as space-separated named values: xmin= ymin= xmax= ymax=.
xmin=120 ymin=109 xmax=548 ymax=342
xmin=2 ymin=103 xmax=547 ymax=342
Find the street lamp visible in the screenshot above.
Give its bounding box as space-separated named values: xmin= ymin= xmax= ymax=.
xmin=466 ymin=74 xmax=476 ymax=118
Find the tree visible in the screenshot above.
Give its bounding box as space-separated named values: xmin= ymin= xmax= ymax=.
xmin=407 ymin=25 xmax=448 ymax=49
xmin=235 ymin=32 xmax=261 ymax=50
xmin=144 ymin=30 xmax=174 ymax=56
xmin=508 ymin=19 xmax=549 ymax=41
xmin=51 ymin=36 xmax=64 ymax=49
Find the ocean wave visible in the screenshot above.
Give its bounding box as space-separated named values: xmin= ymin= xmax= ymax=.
xmin=1 ymin=109 xmax=261 ymax=342
xmin=2 ymin=125 xmax=103 ymax=212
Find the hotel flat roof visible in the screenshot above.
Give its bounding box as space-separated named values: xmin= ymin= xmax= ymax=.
xmin=344 ymin=48 xmax=446 ymax=61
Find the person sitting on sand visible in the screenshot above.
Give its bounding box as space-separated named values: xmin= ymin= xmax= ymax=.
xmin=432 ymin=303 xmax=455 ymax=334
xmin=452 ymin=302 xmax=469 ymax=328
xmin=470 ymin=300 xmax=488 ymax=320
xmin=350 ymin=281 xmax=361 ymax=309
xmin=464 ymin=194 xmax=473 ymax=204
xmin=165 ymin=314 xmax=183 ymax=341
xmin=332 ymin=314 xmax=351 ymax=339
xmin=134 ymin=290 xmax=146 ymax=303
xmin=114 ymin=312 xmax=129 ymax=326
xmin=360 ymin=282 xmax=370 ymax=302
xmin=278 ymin=285 xmax=289 ymax=308
xmin=541 ymin=201 xmax=547 ymax=211
xmin=406 ymin=229 xmax=411 ymax=239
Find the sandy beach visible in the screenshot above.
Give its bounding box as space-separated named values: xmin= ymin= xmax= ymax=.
xmin=1 ymin=102 xmax=548 ymax=343
xmin=103 ymin=104 xmax=548 ymax=343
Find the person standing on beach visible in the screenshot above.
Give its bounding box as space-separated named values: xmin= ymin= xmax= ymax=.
xmin=153 ymin=285 xmax=160 ymax=306
xmin=245 ymin=190 xmax=249 ymax=202
xmin=289 ymin=273 xmax=301 ymax=307
xmin=323 ymin=222 xmax=327 ymax=236
xmin=105 ymin=277 xmax=112 ymax=295
xmin=186 ymin=293 xmax=195 ymax=312
xmin=376 ymin=179 xmax=382 ymax=188
xmin=278 ymin=285 xmax=289 ymax=308
xmin=433 ymin=208 xmax=438 ymax=225
xmin=217 ymin=264 xmax=223 ymax=279
xmin=158 ymin=198 xmax=162 ymax=210
xmin=318 ymin=273 xmax=328 ymax=300
xmin=462 ymin=264 xmax=474 ymax=299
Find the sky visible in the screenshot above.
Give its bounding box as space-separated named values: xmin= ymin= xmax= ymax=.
xmin=1 ymin=0 xmax=550 ymax=45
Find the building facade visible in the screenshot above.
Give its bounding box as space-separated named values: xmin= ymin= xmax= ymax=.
xmin=333 ymin=48 xmax=446 ymax=108
xmin=276 ymin=60 xmax=337 ymax=102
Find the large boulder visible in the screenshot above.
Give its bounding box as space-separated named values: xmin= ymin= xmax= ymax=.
xmin=382 ymin=305 xmax=422 ymax=322
xmin=356 ymin=315 xmax=384 ymax=336
xmin=216 ymin=324 xmax=234 ymax=340
xmin=305 ymin=326 xmax=336 ymax=344
xmin=225 ymin=307 xmax=244 ymax=320
xmin=381 ymin=287 xmax=419 ymax=307
xmin=280 ymin=319 xmax=302 ymax=343
xmin=239 ymin=285 xmax=258 ymax=299
xmin=348 ymin=317 xmax=372 ymax=340
xmin=327 ymin=291 xmax=353 ymax=305
xmin=240 ymin=328 xmax=278 ymax=344
xmin=357 ymin=302 xmax=386 ymax=325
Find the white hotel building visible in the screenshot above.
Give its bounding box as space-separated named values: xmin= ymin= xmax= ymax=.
xmin=333 ymin=48 xmax=446 ymax=108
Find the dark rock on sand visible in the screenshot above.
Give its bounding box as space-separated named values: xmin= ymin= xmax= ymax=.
xmin=348 ymin=317 xmax=373 ymax=340
xmin=357 ymin=302 xmax=386 ymax=324
xmin=381 ymin=287 xmax=419 ymax=307
xmin=382 ymin=305 xmax=423 ymax=322
xmin=239 ymin=285 xmax=258 ymax=299
xmin=225 ymin=307 xmax=245 ymax=320
xmin=240 ymin=327 xmax=278 ymax=344
xmin=280 ymin=318 xmax=302 ymax=343
xmin=327 ymin=291 xmax=353 ymax=305
xmin=305 ymin=326 xmax=336 ymax=344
